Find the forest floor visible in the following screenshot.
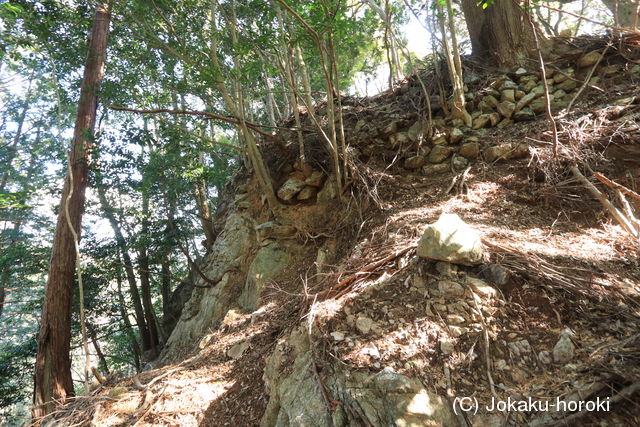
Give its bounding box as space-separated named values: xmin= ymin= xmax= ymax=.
xmin=49 ymin=41 xmax=640 ymax=426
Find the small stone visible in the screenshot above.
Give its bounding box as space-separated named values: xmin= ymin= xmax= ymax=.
xmin=530 ymin=99 xmax=547 ymax=114
xmin=483 ymin=144 xmax=513 ymax=162
xmin=440 ymin=339 xmax=455 ymax=355
xmin=459 ymin=142 xmax=480 ymax=159
xmin=305 ymin=171 xmax=325 ymax=187
xmin=449 ymin=326 xmax=465 ymax=337
xmin=404 ymin=155 xmax=426 ymax=170
xmin=488 ymin=113 xmax=500 ymax=127
xmin=499 ymin=80 xmax=518 ymax=91
xmin=355 ymin=316 xmax=376 ymax=334
xmin=513 ymin=107 xmax=535 ymax=122
xmin=496 ymin=118 xmax=512 ymax=129
xmin=330 ymin=331 xmax=345 ymax=341
xmin=497 ymin=101 xmax=516 ymax=118
xmin=631 ymin=64 xmax=640 ymax=75
xmin=360 ymin=345 xmax=381 ymax=359
xmin=577 ymin=51 xmax=602 ymax=68
xmin=438 ymin=280 xmax=465 ymax=297
xmin=297 ymin=186 xmax=318 ymax=201
xmin=484 ymin=95 xmax=499 ymax=109
xmin=277 ymin=177 xmax=306 ymax=201
xmin=407 ymin=121 xmax=426 ymax=142
xmin=552 ymin=330 xmax=575 ymax=364
xmin=522 ymin=79 xmax=537 ymax=92
xmin=481 ymin=264 xmax=510 ymax=285
xmin=428 ymin=145 xmax=452 ymax=163
xmin=452 ymin=155 xmax=468 ymax=170
xmin=531 ymin=85 xmax=545 ymax=97
xmin=227 ymin=341 xmax=250 ymax=359
xmin=422 ymin=163 xmax=450 ymax=175
xmin=432 ymin=130 xmax=448 ymax=145
xmin=449 ymin=118 xmax=465 ymax=127
xmin=538 ymin=350 xmax=552 ymax=364
xmin=389 ymin=132 xmax=410 ymax=148
xmin=255 ymin=221 xmax=297 ymax=241
xmin=515 ymin=91 xmax=537 ymax=112
xmin=467 ymin=277 xmax=497 ymax=298
xmin=464 ymin=71 xmax=482 ymax=84
xmin=448 ymin=127 xmax=464 ymax=144
xmin=557 ymin=78 xmax=577 ymax=92
xmin=514 ymin=67 xmax=528 ymax=77
xmin=473 ymin=114 xmax=491 ymax=129
xmin=552 ymin=89 xmax=567 ymax=99
xmin=553 ymin=69 xmax=572 ymax=83
xmin=515 ymin=90 xmax=526 ymax=100
xmin=477 ymin=100 xmax=494 ymax=113
xmin=446 ymin=314 xmax=466 ymax=325
xmin=381 ymin=121 xmax=399 ymax=136
xmin=501 ymin=89 xmax=515 ymax=103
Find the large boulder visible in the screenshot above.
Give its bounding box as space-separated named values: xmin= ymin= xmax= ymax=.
xmin=417 ymin=213 xmax=483 ymax=265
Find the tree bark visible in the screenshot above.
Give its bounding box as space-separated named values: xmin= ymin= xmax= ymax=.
xmin=32 ymin=1 xmax=111 ymax=420
xmin=461 ymin=0 xmax=545 ymax=68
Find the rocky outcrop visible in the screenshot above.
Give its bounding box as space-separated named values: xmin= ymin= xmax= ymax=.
xmin=261 ymin=327 xmax=458 ymax=427
xmin=161 ymin=211 xmax=255 ymax=358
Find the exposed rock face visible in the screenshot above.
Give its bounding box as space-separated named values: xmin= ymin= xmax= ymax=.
xmin=162 ymin=212 xmax=254 ymax=358
xmin=240 ymin=242 xmax=291 ymax=311
xmin=416 ymin=213 xmax=484 ymax=265
xmin=261 ymin=327 xmax=457 ymax=427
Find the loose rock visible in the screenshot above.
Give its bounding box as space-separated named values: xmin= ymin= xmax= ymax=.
xmin=417 ymin=213 xmax=484 ymax=265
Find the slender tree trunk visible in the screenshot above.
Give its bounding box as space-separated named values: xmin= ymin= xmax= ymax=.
xmin=96 ymin=186 xmax=151 ymax=351
xmin=193 ymin=151 xmax=216 ymax=249
xmin=86 ymin=322 xmax=109 ymax=375
xmin=210 ymin=0 xmax=279 ymax=209
xmin=161 ymin=255 xmax=172 ymax=320
xmin=32 ymin=2 xmax=111 ymax=419
xmin=0 ymin=133 xmax=39 ymax=318
xmin=115 ymin=268 xmax=141 ymax=372
xmin=138 ymin=187 xmax=160 ymax=358
xmin=439 ymin=0 xmax=471 ymax=126
xmin=0 ymin=73 xmax=35 ymax=193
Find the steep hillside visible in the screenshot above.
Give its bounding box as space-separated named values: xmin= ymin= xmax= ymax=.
xmin=47 ymin=35 xmax=640 ymax=426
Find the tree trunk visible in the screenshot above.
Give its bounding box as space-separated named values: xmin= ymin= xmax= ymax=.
xmin=32 ymin=1 xmax=111 ymax=420
xmin=86 ymin=322 xmax=110 ymax=375
xmin=138 ymin=190 xmax=160 ymax=359
xmin=0 ymin=73 xmax=34 ymax=193
xmin=96 ymin=186 xmax=151 ymax=351
xmin=0 ymin=134 xmax=39 ymax=318
xmin=600 ymin=0 xmax=640 ymax=28
xmin=193 ymin=152 xmax=217 ymax=250
xmin=161 ymin=255 xmax=172 ymax=321
xmin=461 ymin=0 xmax=544 ymax=68
xmin=116 ymin=268 xmax=142 ymax=372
